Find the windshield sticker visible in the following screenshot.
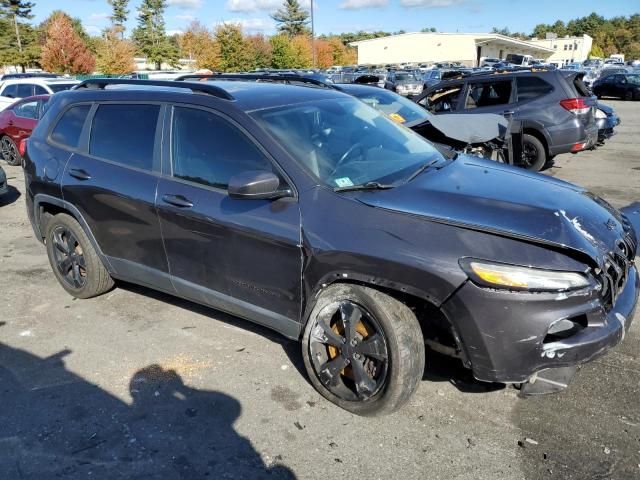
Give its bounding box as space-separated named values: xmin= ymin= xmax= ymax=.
xmin=335 ymin=177 xmax=354 ymax=188
xmin=389 ymin=113 xmax=406 ymax=124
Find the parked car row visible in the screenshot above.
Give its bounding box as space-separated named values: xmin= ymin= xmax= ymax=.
xmin=15 ymin=76 xmax=637 ymax=417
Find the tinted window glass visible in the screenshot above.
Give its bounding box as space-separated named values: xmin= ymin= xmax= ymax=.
xmin=465 ymin=81 xmax=512 ymax=109
xmin=2 ymin=84 xmax=19 ymax=98
xmin=424 ymin=85 xmax=462 ymax=112
xmin=171 ymin=107 xmax=273 ymax=189
xmin=516 ymin=77 xmax=554 ymax=101
xmin=16 ymin=84 xmax=33 ymax=98
xmin=14 ymin=100 xmax=38 ymax=119
xmin=90 ymin=104 xmax=159 ymax=171
xmin=50 ymin=105 xmax=90 ymax=148
xmin=48 ymin=83 xmax=76 ymax=93
xmin=34 ymin=85 xmax=48 ymax=95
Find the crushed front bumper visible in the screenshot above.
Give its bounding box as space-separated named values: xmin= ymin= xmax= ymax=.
xmin=441 ymin=265 xmax=638 ymax=384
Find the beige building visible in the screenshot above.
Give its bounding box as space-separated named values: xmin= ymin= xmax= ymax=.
xmin=527 ymin=34 xmax=593 ymax=66
xmin=350 ymin=32 xmax=554 ymax=67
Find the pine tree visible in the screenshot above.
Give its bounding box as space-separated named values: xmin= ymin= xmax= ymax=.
xmin=132 ymin=0 xmax=177 ymax=70
xmin=271 ymin=0 xmax=309 ymax=37
xmin=41 ymin=12 xmax=95 ymax=74
xmin=0 ymin=0 xmax=34 ymax=72
xmin=107 ymin=0 xmax=129 ymax=38
xmin=215 ymin=24 xmax=253 ymax=72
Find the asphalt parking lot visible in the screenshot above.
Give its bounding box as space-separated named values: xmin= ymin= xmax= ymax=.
xmin=0 ymin=100 xmax=638 ymax=480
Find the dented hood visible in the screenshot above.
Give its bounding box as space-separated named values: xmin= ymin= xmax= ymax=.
xmin=356 ymin=157 xmax=628 ymax=265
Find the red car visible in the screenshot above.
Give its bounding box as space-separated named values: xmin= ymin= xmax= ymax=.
xmin=0 ymin=95 xmax=49 ymax=166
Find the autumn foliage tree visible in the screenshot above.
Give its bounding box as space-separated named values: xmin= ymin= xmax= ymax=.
xmin=41 ymin=12 xmax=95 ymax=74
xmin=96 ymin=27 xmax=135 ymax=74
xmin=179 ymin=21 xmax=219 ymax=70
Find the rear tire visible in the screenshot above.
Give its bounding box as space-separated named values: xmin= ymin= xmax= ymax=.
xmin=522 ymin=134 xmax=546 ymax=172
xmin=1 ymin=136 xmax=21 ymax=166
xmin=302 ymin=284 xmax=425 ymax=416
xmin=45 ymin=213 xmax=114 ymax=299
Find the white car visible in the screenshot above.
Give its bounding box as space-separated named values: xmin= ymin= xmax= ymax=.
xmin=0 ymin=78 xmax=79 ymax=111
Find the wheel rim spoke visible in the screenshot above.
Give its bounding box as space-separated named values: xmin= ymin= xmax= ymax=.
xmin=312 ymin=308 xmax=344 ymax=348
xmin=58 ymin=257 xmax=73 ymax=274
xmin=318 ymin=356 xmax=349 ymax=387
xmin=52 ymin=227 xmax=87 ymax=289
xmin=71 ymin=263 xmax=83 ymax=287
xmin=339 ymin=301 xmax=361 ymax=342
xmin=351 ymin=358 xmax=376 ymax=398
xmin=53 ymin=230 xmax=69 ymax=254
xmin=355 ymin=333 xmax=388 ymax=361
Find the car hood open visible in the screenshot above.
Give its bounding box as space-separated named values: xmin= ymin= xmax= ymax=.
xmin=355 ymin=156 xmax=631 ymax=266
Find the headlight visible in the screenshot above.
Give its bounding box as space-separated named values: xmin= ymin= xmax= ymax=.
xmin=459 ymin=258 xmax=590 ymax=292
xmin=595 ymin=109 xmax=607 ymax=119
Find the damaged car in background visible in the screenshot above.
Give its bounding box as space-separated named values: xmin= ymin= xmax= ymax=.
xmin=24 ymin=78 xmax=638 ymax=416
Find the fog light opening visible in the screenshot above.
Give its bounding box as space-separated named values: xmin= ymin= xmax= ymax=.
xmin=543 ymin=315 xmax=587 ymax=343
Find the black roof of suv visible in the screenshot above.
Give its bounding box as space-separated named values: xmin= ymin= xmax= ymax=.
xmin=415 ymin=69 xmax=599 ymax=171
xmin=23 ymin=78 xmax=638 ymax=415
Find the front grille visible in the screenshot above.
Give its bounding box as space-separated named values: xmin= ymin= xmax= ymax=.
xmin=598 ymin=230 xmax=636 ymax=310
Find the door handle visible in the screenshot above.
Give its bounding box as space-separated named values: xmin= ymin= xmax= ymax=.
xmin=7 ymin=121 xmax=13 ymax=126
xmin=69 ymin=168 xmax=91 ymax=180
xmin=162 ymin=194 xmax=194 ymax=208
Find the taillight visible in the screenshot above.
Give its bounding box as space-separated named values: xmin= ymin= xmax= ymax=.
xmin=571 ymin=142 xmax=587 ymax=152
xmin=18 ymin=138 xmax=27 ymax=157
xmin=560 ymin=98 xmax=590 ymax=114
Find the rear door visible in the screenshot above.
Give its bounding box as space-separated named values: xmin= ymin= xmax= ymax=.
xmin=156 ymin=104 xmax=302 ymax=333
xmin=60 ymin=102 xmax=171 ymax=290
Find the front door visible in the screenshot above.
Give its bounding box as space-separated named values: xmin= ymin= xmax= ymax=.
xmin=156 ymin=105 xmax=302 ymax=336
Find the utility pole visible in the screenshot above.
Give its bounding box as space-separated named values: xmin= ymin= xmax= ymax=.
xmin=311 ymin=0 xmax=316 ymax=68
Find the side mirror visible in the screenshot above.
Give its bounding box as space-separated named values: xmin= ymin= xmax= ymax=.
xmin=228 ymin=170 xmax=291 ymax=200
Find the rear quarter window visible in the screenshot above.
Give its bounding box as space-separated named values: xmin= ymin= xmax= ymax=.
xmin=50 ymin=105 xmax=91 ymax=149
xmin=516 ymin=77 xmax=554 ymax=101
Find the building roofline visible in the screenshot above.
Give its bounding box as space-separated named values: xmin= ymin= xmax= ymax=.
xmin=349 ymin=32 xmax=554 ymax=53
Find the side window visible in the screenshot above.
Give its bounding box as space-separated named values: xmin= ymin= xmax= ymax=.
xmin=90 ymin=104 xmax=159 ymax=171
xmin=38 ymin=99 xmax=50 ymax=119
xmin=465 ymin=80 xmax=512 ymax=109
xmin=34 ymin=85 xmax=48 ymax=95
xmin=425 ymin=85 xmax=462 ymax=112
xmin=14 ymin=100 xmax=39 ymax=119
xmin=16 ymin=84 xmax=33 ymax=98
xmin=50 ymin=105 xmax=91 ymax=149
xmin=171 ymin=106 xmax=274 ymax=190
xmin=516 ymin=77 xmax=554 ymax=101
xmin=2 ymin=84 xmax=19 ymax=98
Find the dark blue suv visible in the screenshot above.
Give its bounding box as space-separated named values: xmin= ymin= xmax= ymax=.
xmin=23 ymin=79 xmax=638 ymax=415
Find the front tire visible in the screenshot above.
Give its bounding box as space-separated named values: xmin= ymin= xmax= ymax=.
xmin=45 ymin=213 xmax=114 ymax=299
xmin=302 ymin=284 xmax=425 ymax=416
xmin=521 ymin=134 xmax=546 ymax=172
xmin=1 ymin=136 xmax=21 ymax=166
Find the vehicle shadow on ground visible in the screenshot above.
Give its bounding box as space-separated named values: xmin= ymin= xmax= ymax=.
xmin=118 ymin=282 xmax=504 ymax=395
xmin=422 ymin=349 xmax=505 ymax=393
xmin=0 ymin=185 xmax=21 ymax=207
xmin=0 ymin=340 xmax=297 ymax=479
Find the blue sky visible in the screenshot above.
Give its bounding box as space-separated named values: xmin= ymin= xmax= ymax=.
xmin=31 ymin=0 xmax=638 ymax=37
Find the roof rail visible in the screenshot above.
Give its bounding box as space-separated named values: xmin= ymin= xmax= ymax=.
xmin=174 ymin=73 xmax=335 ymax=90
xmin=72 ymin=78 xmax=235 ymax=100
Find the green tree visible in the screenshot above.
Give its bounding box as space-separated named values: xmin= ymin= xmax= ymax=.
xmin=269 ymin=33 xmax=297 ymax=68
xmin=0 ymin=17 xmax=39 ymax=70
xmin=271 ymin=0 xmax=309 ymax=37
xmin=589 ymin=43 xmax=605 ymax=58
xmin=132 ymin=0 xmax=178 ymax=70
xmin=0 ymin=0 xmax=35 ymax=72
xmin=107 ymin=0 xmax=129 ymax=37
xmin=214 ymin=24 xmax=253 ymax=72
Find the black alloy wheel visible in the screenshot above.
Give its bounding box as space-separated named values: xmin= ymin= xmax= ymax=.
xmin=51 ymin=225 xmax=87 ymax=289
xmin=308 ymin=300 xmax=389 ymax=402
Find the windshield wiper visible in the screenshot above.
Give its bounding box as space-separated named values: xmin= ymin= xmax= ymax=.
xmin=405 ymin=159 xmax=441 ymax=183
xmin=333 ymin=181 xmax=395 ymax=192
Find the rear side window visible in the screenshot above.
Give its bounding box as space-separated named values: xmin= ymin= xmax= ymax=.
xmin=171 ymin=106 xmax=274 ymax=189
xmin=465 ymin=80 xmax=512 ymax=109
xmin=1 ymin=84 xmax=19 ymax=98
xmin=34 ymin=85 xmax=48 ymax=95
xmin=15 ymin=84 xmax=33 ymax=98
xmin=516 ymin=77 xmax=554 ymax=101
xmin=14 ymin=100 xmax=38 ymax=119
xmin=50 ymin=105 xmax=90 ymax=149
xmin=90 ymin=104 xmax=159 ymax=171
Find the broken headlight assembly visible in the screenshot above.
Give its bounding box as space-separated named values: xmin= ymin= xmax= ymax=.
xmin=459 ymin=258 xmax=591 ymax=292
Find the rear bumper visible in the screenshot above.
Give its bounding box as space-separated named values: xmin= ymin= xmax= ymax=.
xmin=441 ymin=265 xmax=638 ymax=384
xmin=548 ymin=122 xmax=599 ymax=155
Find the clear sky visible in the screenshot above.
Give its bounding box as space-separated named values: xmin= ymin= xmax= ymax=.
xmin=30 ymin=0 xmax=639 ymax=37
